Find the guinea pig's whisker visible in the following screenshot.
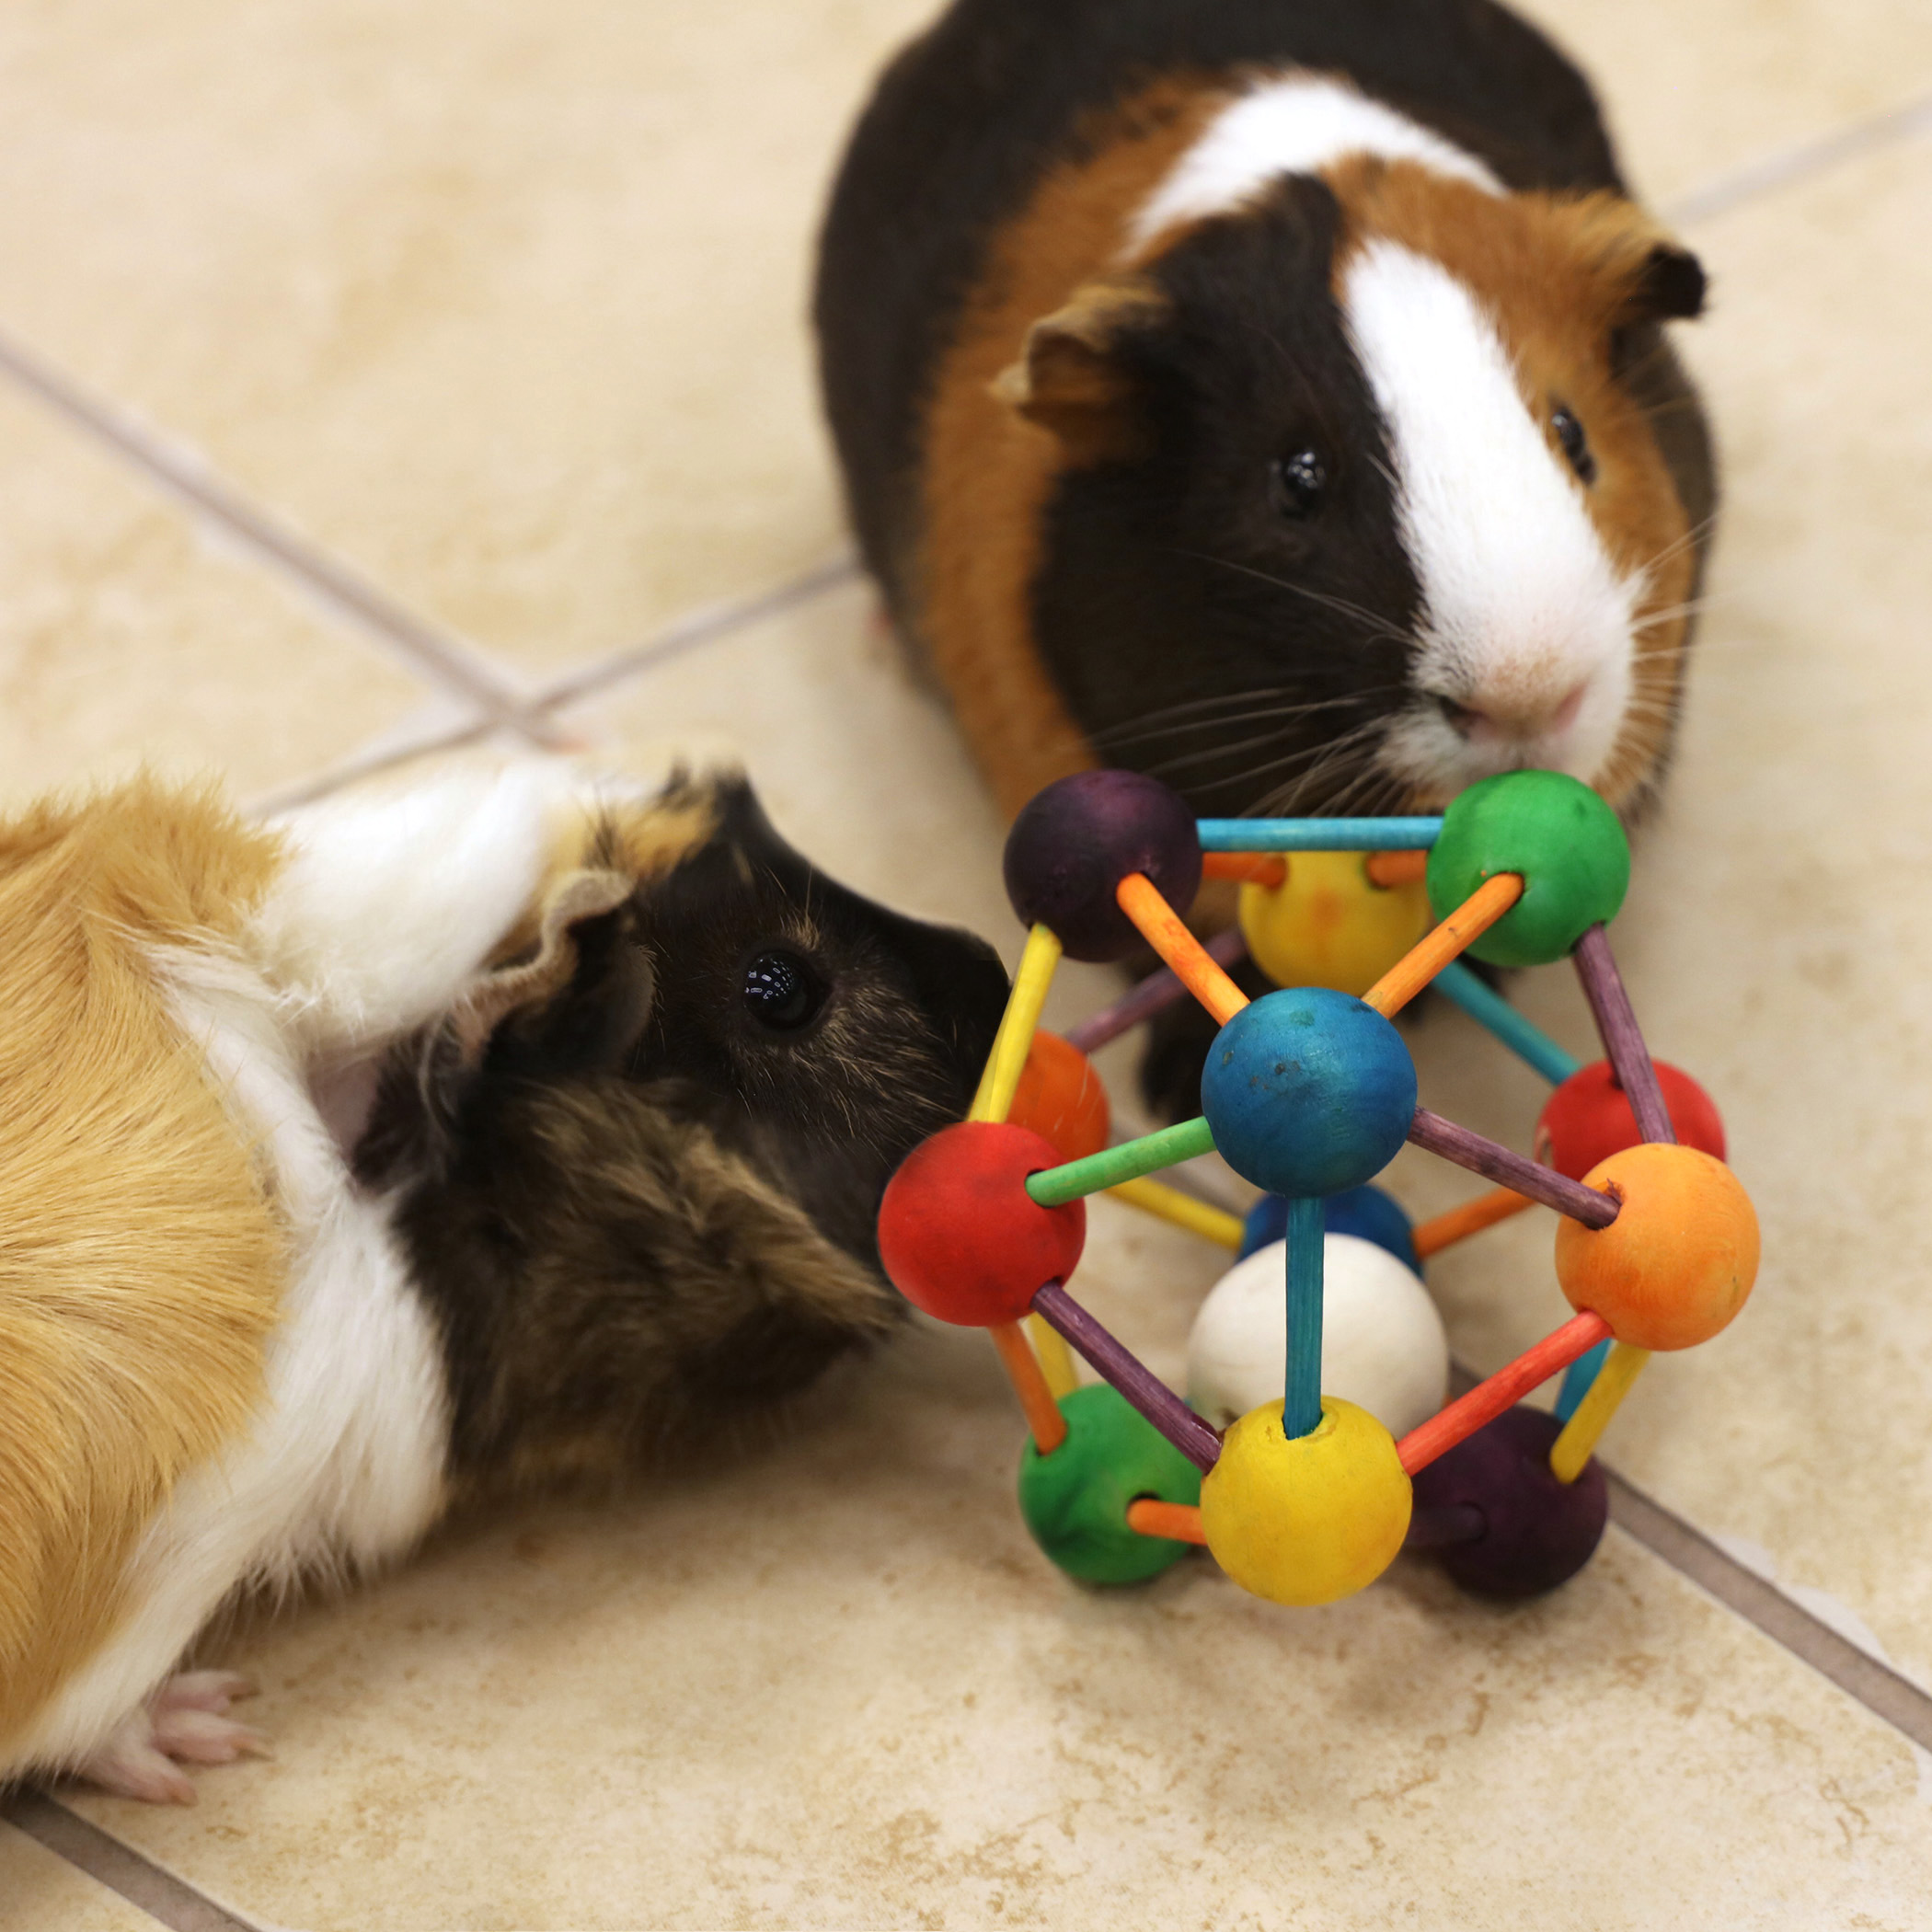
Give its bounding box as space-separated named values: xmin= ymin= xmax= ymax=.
xmin=1094 ymin=689 xmax=1376 ymax=752
xmin=1173 ymin=549 xmax=1415 ymax=653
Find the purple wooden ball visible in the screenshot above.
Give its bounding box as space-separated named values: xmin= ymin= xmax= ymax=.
xmin=1410 ymin=1405 xmax=1608 ymax=1599
xmin=1002 ymin=771 xmax=1202 ymax=962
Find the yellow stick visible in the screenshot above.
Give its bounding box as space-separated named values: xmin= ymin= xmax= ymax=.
xmin=1550 ymin=1341 xmax=1651 ymax=1483
xmin=969 ymin=924 xmax=1064 ymax=1124
xmin=1026 ymin=1315 xmax=1080 ymax=1398
xmin=1106 ymin=1175 xmax=1245 ymax=1250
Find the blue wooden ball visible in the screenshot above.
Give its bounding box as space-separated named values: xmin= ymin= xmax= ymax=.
xmin=1239 ymin=1183 xmax=1420 ymax=1274
xmin=1202 ymin=988 xmax=1416 ymax=1197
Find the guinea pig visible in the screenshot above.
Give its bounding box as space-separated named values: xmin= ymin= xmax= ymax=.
xmin=0 ymin=759 xmax=1004 ymax=1803
xmin=815 ymin=0 xmax=1716 ymax=827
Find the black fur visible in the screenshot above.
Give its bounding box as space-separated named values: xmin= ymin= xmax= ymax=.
xmin=357 ymin=776 xmax=1008 ymax=1489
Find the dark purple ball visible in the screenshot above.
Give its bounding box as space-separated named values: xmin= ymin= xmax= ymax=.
xmin=1410 ymin=1405 xmax=1608 ymax=1600
xmin=1002 ymin=771 xmax=1202 ymax=963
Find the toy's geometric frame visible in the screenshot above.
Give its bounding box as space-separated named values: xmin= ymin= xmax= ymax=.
xmin=968 ymin=810 xmax=1674 ymax=1552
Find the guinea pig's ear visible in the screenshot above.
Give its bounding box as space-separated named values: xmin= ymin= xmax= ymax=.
xmin=992 ymin=273 xmax=1166 ymax=463
xmin=1560 ymin=195 xmax=1708 ymax=325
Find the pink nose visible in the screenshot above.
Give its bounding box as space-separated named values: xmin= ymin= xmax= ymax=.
xmin=1437 ymin=679 xmax=1589 ymax=745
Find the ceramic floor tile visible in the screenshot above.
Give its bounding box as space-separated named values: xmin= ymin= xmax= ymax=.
xmin=0 ymin=385 xmax=435 ymax=810
xmin=0 ymin=1823 xmax=161 ymax=1932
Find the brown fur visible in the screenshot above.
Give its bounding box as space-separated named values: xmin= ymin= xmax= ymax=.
xmin=1322 ymin=157 xmax=1700 ymax=807
xmin=0 ymin=781 xmax=286 ymax=1754
xmin=920 ymin=79 xmax=1228 ymax=819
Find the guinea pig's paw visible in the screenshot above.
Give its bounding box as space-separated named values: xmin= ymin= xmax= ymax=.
xmin=81 ymin=1673 xmax=271 ymax=1804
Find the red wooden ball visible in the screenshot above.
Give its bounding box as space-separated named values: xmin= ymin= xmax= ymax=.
xmin=1535 ymin=1059 xmax=1726 ymax=1181
xmin=1007 ymin=1030 xmax=1111 ymax=1165
xmin=878 ymin=1121 xmax=1087 ymax=1328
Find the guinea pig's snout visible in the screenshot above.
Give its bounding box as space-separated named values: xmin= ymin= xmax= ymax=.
xmin=1432 ymin=677 xmax=1591 ymax=750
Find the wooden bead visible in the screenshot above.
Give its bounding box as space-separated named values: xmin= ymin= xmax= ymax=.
xmin=1007 ymin=1029 xmax=1111 ymax=1164
xmin=1236 ymin=850 xmax=1432 ymax=997
xmin=1239 ymin=1183 xmax=1420 ymax=1272
xmin=1187 ymin=1232 xmax=1449 ymax=1437
xmin=1426 ymin=771 xmax=1630 ymax=968
xmin=1409 ymin=1405 xmax=1609 ymax=1598
xmin=878 ymin=1122 xmax=1087 ymax=1328
xmin=1554 ymin=1143 xmax=1759 ymax=1350
xmin=1017 ymin=1384 xmax=1202 ymax=1585
xmin=1535 ymin=1058 xmax=1726 ymax=1179
xmin=1199 ymin=1397 xmax=1411 ymax=1605
xmin=1201 ymin=987 xmax=1416 ymax=1197
xmin=1002 ymin=771 xmax=1202 ymax=962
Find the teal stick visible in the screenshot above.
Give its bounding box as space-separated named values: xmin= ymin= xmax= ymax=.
xmin=1026 ymin=1117 xmax=1217 ymax=1207
xmin=1197 ymin=816 xmax=1442 ymax=852
xmin=1433 ymin=960 xmax=1582 ymax=1087
xmin=1283 ymin=1196 xmax=1326 ymax=1439
xmin=1554 ymin=1339 xmax=1612 ymax=1422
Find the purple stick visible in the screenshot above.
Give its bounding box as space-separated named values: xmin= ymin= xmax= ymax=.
xmin=1408 ymin=1108 xmax=1620 ymax=1229
xmin=1063 ymin=930 xmax=1248 ymax=1055
xmin=1572 ymin=925 xmax=1675 ymax=1145
xmin=1403 ymin=1501 xmax=1488 ymax=1551
xmin=1030 ymin=1281 xmax=1223 ymax=1473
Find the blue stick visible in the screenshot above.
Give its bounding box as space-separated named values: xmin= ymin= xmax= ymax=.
xmin=1432 ymin=960 xmax=1583 ymax=1087
xmin=1283 ymin=1196 xmax=1326 ymax=1439
xmin=1554 ymin=1339 xmax=1613 ymax=1422
xmin=1196 ymin=816 xmax=1443 ymax=852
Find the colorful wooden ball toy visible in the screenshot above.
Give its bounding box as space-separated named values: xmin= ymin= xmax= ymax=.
xmin=1237 ymin=849 xmax=1432 ymax=997
xmin=1554 ymin=1142 xmax=1760 ymax=1351
xmin=1200 ymin=1397 xmax=1412 ymax=1605
xmin=1188 ymin=1233 xmax=1449 ymax=1438
xmin=1007 ymin=1030 xmax=1110 ymax=1164
xmin=1535 ymin=1058 xmax=1726 ymax=1179
xmin=878 ymin=1121 xmax=1086 ymax=1327
xmin=1002 ymin=769 xmax=1202 ymax=962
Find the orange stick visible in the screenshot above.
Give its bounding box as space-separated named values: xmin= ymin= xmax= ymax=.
xmin=1365 ymin=849 xmax=1429 ymax=888
xmin=1115 ymin=873 xmax=1250 ymax=1025
xmin=1361 ymin=872 xmax=1524 ymax=1018
xmin=1201 ymin=852 xmax=1288 ymax=889
xmin=989 ymin=1320 xmax=1067 ymax=1454
xmin=1396 ymin=1311 xmax=1612 ymax=1476
xmin=1126 ymin=1499 xmax=1206 ymax=1544
xmin=1410 ymin=1186 xmax=1536 ymax=1259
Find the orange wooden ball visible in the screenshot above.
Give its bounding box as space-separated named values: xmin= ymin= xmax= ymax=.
xmin=1554 ymin=1144 xmax=1759 ymax=1351
xmin=1007 ymin=1030 xmax=1110 ymax=1164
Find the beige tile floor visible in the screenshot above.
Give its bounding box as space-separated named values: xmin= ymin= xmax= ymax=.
xmin=3 ymin=2 xmax=1932 ymax=1927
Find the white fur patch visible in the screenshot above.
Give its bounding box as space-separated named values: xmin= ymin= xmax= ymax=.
xmin=1340 ymin=241 xmax=1637 ymax=800
xmin=1129 ymin=74 xmax=1499 ymax=251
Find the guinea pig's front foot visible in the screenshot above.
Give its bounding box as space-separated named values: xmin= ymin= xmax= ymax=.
xmin=80 ymin=1671 xmax=271 ymax=1805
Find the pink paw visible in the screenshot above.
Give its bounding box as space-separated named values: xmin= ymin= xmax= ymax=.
xmin=80 ymin=1672 xmax=271 ymax=1805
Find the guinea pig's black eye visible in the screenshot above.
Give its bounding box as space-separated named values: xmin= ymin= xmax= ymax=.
xmin=1271 ymin=448 xmax=1328 ymax=520
xmin=1551 ymin=406 xmax=1597 ymax=485
xmin=741 ymin=949 xmax=825 ymax=1033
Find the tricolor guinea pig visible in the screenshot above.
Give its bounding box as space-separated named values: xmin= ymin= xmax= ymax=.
xmin=816 ymin=0 xmax=1716 ymax=824
xmin=0 ymin=761 xmax=1003 ymax=1802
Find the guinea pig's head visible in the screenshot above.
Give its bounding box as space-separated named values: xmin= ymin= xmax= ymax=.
xmin=360 ymin=772 xmax=1008 ymax=1482
xmin=999 ymin=155 xmax=1710 ymax=821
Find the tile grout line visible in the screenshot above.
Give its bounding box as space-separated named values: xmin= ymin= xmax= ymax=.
xmin=3 ymin=1793 xmax=270 ymax=1932
xmin=0 ymin=322 xmax=562 ymax=749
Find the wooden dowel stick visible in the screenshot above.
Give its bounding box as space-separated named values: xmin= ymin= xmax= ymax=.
xmin=1282 ymin=1196 xmax=1325 ymax=1439
xmin=968 ymin=924 xmax=1063 ymax=1124
xmin=1027 ymin=1116 xmax=1217 ymax=1207
xmin=1107 ymin=1176 xmax=1245 ymax=1249
xmin=1062 ymin=930 xmax=1248 ymax=1055
xmin=1031 ymin=1282 xmax=1223 ymax=1473
xmin=1115 ymin=873 xmax=1250 ymax=1025
xmin=988 ymin=1319 xmax=1068 ymax=1454
xmin=1396 ymin=1311 xmax=1612 ymax=1476
xmin=1196 ymin=817 xmax=1443 ymax=852
xmin=1126 ymin=1499 xmax=1207 ymax=1544
xmin=1572 ymin=925 xmax=1675 ymax=1144
xmin=1432 ymin=959 xmax=1582 ymax=1087
xmin=1549 ymin=1341 xmax=1650 ymax=1482
xmin=1026 ymin=1314 xmax=1079 ymax=1399
xmin=1361 ymin=872 xmax=1524 ymax=1018
xmin=1365 ymin=849 xmax=1430 ymax=888
xmin=1410 ymin=1186 xmax=1536 ymax=1259
xmin=1407 ymin=1108 xmax=1619 ymax=1228
xmin=1201 ymin=852 xmax=1287 ymax=888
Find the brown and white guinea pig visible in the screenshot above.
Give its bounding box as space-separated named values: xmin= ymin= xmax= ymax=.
xmin=815 ymin=0 xmax=1717 ymax=825
xmin=0 ymin=761 xmax=1003 ymax=1803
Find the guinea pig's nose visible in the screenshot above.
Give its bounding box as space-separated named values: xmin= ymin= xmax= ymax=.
xmin=1433 ymin=679 xmax=1590 ymax=746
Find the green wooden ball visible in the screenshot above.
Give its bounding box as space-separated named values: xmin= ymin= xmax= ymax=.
xmin=1427 ymin=771 xmax=1631 ymax=967
xmin=1018 ymin=1384 xmax=1203 ymax=1585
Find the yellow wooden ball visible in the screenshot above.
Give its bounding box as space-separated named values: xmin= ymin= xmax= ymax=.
xmin=1238 ymin=853 xmax=1432 ymax=996
xmin=1199 ymin=1397 xmax=1413 ymax=1605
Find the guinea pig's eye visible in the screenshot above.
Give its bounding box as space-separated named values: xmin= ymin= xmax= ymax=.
xmin=1270 ymin=448 xmax=1328 ymax=520
xmin=1551 ymin=406 xmax=1597 ymax=485
xmin=741 ymin=949 xmax=826 ymax=1033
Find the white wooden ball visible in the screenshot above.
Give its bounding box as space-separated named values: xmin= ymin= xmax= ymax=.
xmin=1187 ymin=1232 xmax=1449 ymax=1437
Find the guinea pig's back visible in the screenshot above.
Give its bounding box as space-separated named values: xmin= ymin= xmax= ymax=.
xmin=816 ymin=0 xmax=1622 ymax=607
xmin=0 ymin=783 xmax=286 ymax=1760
